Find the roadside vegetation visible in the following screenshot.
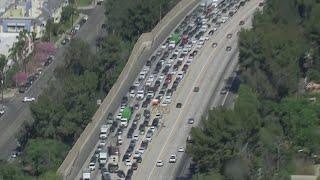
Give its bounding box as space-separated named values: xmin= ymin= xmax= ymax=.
xmin=188 ymin=0 xmax=320 ymax=179
xmin=0 ymin=0 xmax=178 ymax=179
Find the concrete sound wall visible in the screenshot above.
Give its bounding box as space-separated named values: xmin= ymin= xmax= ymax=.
xmin=57 ymin=0 xmax=199 ymax=179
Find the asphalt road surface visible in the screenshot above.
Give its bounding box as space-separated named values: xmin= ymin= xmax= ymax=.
xmin=133 ymin=1 xmax=263 ymax=180
xmin=0 ymin=5 xmax=105 ymax=160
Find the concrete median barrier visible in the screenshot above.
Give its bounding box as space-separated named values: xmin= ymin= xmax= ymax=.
xmin=57 ymin=0 xmax=199 ymax=179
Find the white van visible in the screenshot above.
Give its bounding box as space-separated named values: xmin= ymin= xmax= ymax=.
xmin=121 ymin=118 xmax=128 ymax=127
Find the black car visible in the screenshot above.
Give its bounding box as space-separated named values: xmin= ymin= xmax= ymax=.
xmin=126 ymin=169 xmax=133 ymax=180
xmin=121 ymin=96 xmax=128 ymax=106
xmin=117 ymin=128 xmax=123 ymax=135
xmin=127 ymin=130 xmax=134 ymax=139
xmin=122 ymin=154 xmax=129 ymax=162
xmin=142 ymin=100 xmax=149 ymax=108
xmin=152 ymin=118 xmax=159 ymax=127
xmin=136 ymin=156 xmax=142 ymax=163
xmin=131 ymin=123 xmax=137 ymax=130
xmin=143 ymin=120 xmax=149 ymax=127
xmin=146 ymin=60 xmax=152 ymax=67
xmin=141 ymin=140 xmax=149 ymax=149
xmin=117 ymin=170 xmax=126 ymax=178
xmin=144 ymin=110 xmax=151 ymax=119
xmin=110 ymin=121 xmax=118 ymax=132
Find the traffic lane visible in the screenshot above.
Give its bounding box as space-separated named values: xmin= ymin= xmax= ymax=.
xmin=77 ymin=6 xmax=105 ymax=50
xmin=151 ymin=37 xmax=239 ymax=180
xmin=162 ymin=2 xmax=262 ymax=179
xmin=0 ymin=6 xmax=106 ymax=159
xmin=134 ymin=0 xmax=262 ymax=179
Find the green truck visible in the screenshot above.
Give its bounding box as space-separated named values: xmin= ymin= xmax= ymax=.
xmin=170 ymin=33 xmax=181 ymax=45
xmin=120 ymin=107 xmax=132 ymax=127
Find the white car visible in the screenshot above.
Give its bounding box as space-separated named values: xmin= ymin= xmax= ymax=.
xmin=164 ymin=96 xmax=172 ymax=104
xmin=129 ymin=89 xmax=136 ymax=98
xmin=99 ymin=139 xmax=106 ymax=146
xmin=138 ymin=147 xmax=145 ymax=154
xmin=74 ymin=24 xmax=80 ymax=31
xmin=125 ymin=159 xmax=132 ymax=166
xmin=161 ymin=43 xmax=168 ymax=49
xmin=134 ymin=151 xmax=141 ymax=158
xmin=120 ymin=106 xmax=125 ymax=113
xmin=177 ymin=71 xmax=184 ymax=79
xmin=158 ymin=74 xmax=165 ymax=82
xmin=0 ymin=108 xmax=4 ymax=115
xmin=169 ymin=154 xmax=176 ymax=163
xmin=133 ymin=134 xmax=139 ymax=141
xmin=23 ymin=97 xmax=35 ymax=102
xmin=178 ymin=147 xmax=185 ymax=152
xmin=156 ymin=160 xmax=164 ymax=167
xmin=116 ymin=113 xmax=122 ymax=120
xmin=134 ymin=81 xmax=140 ymax=87
xmin=173 ymin=50 xmax=179 ymax=55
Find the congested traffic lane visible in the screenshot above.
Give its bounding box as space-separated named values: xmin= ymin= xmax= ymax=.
xmin=79 ymin=1 xmax=251 ymax=179
xmin=133 ymin=0 xmax=263 ymax=179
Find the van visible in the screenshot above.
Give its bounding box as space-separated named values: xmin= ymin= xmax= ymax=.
xmin=117 ymin=135 xmax=123 ymax=145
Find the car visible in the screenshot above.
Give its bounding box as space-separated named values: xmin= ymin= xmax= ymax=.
xmin=220 ymin=87 xmax=228 ymax=94
xmin=133 ymin=151 xmax=141 ymax=159
xmin=212 ymin=42 xmax=217 ymax=48
xmin=124 ymin=159 xmax=132 ymax=166
xmin=117 ymin=170 xmax=126 ymax=178
xmin=99 ymin=139 xmax=107 ymax=146
xmin=0 ymin=108 xmax=5 ymax=116
xmin=126 ymin=169 xmax=133 ymax=179
xmin=117 ymin=128 xmax=123 ymax=135
xmin=176 ymin=103 xmax=182 ymax=108
xmin=74 ymin=24 xmax=80 ymax=31
xmin=259 ymin=2 xmax=264 ymax=7
xmin=227 ymin=33 xmax=232 ymax=39
xmin=169 ymin=154 xmax=177 ymax=163
xmin=138 ymin=147 xmax=145 ymax=154
xmin=89 ymin=156 xmax=97 ymax=171
xmin=226 ymin=46 xmax=232 ymax=51
xmin=178 ymin=147 xmax=185 ymax=152
xmin=188 ymin=118 xmax=195 ymax=124
xmin=239 ymin=20 xmax=245 ymax=25
xmin=193 ymin=86 xmax=200 ymax=92
xmin=156 ymin=160 xmax=164 ymax=167
xmin=133 ymin=134 xmax=139 ymax=141
xmin=131 ymin=162 xmax=138 ymax=170
xmin=22 ymin=97 xmax=35 ymax=102
xmin=208 ymin=30 xmax=214 ymax=36
xmin=136 ymin=157 xmax=142 ymax=163
xmin=187 ymin=135 xmax=193 ymax=143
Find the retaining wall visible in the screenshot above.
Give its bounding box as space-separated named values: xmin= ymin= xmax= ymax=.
xmin=57 ymin=0 xmax=199 ymax=179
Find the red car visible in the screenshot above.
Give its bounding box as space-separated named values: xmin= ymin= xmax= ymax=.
xmin=132 ymin=162 xmax=138 ymax=170
xmin=182 ymin=64 xmax=189 ymax=73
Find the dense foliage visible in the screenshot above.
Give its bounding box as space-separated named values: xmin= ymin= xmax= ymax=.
xmin=0 ymin=0 xmax=178 ymax=178
xmin=188 ymin=0 xmax=320 ymax=179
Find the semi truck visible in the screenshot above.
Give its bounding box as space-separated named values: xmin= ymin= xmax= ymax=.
xmin=120 ymin=107 xmax=132 ymax=127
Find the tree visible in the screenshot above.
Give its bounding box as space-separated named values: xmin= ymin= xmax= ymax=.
xmin=60 ymin=5 xmax=77 ymax=24
xmin=23 ymin=138 xmax=68 ymax=176
xmin=0 ymin=161 xmax=30 ymax=180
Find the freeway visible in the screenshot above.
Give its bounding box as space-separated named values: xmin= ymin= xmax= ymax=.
xmin=0 ymin=5 xmax=105 ymax=160
xmin=133 ymin=0 xmax=263 ymax=180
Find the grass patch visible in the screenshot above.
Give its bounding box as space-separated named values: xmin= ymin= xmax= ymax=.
xmin=77 ymin=0 xmax=92 ymax=6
